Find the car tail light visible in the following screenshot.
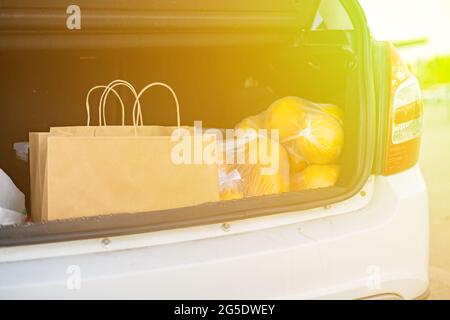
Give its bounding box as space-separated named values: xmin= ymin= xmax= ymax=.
xmin=383 ymin=44 xmax=423 ymax=175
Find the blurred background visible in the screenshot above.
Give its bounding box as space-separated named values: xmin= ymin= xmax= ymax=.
xmin=360 ymin=0 xmax=450 ymax=299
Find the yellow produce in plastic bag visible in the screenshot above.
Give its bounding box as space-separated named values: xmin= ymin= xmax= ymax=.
xmin=220 ymin=190 xmax=244 ymax=201
xmin=319 ymin=104 xmax=344 ymax=125
xmin=265 ymin=96 xmax=307 ymax=140
xmin=264 ymin=96 xmax=344 ymax=165
xmin=290 ymin=111 xmax=344 ymax=164
xmin=241 ymin=138 xmax=290 ymax=197
xmin=242 ymin=166 xmax=289 ymax=197
xmin=234 ymin=96 xmax=344 ymax=191
xmin=284 ymin=143 xmax=308 ymax=174
xmin=288 ymin=155 xmax=308 ymax=174
xmin=291 ymin=165 xmax=340 ymax=191
xmin=235 ymin=114 xmax=265 ymax=131
xmin=218 ymin=166 xmax=244 ymax=201
xmin=222 ymin=134 xmax=290 ymax=198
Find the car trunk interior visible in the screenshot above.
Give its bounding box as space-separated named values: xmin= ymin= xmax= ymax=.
xmin=0 ymin=0 xmax=367 ymax=243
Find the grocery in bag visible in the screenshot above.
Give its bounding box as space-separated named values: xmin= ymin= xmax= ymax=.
xmin=218 ymin=131 xmax=290 ymax=199
xmin=265 ymin=96 xmax=344 ymax=167
xmin=220 ymin=96 xmax=344 ymax=199
xmin=290 ymin=165 xmax=340 ymax=191
xmin=29 ymin=80 xmax=220 ymax=221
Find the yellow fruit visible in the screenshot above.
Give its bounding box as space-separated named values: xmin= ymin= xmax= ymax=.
xmin=295 ymin=112 xmax=344 ymax=164
xmin=264 ymin=98 xmax=344 ymax=167
xmin=265 ymin=96 xmax=307 ymax=140
xmin=291 ymin=165 xmax=340 ymax=191
xmin=220 ymin=190 xmax=244 ymax=201
xmin=283 ymin=143 xmax=308 ymax=174
xmin=239 ymin=136 xmax=290 ymax=197
xmin=235 ymin=114 xmax=264 ymax=131
xmin=319 ymin=104 xmax=344 ymax=124
xmin=245 ymin=172 xmax=288 ymax=196
xmin=288 ymin=155 xmax=308 ymax=174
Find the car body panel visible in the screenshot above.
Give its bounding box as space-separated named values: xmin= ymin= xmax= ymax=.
xmin=0 ymin=166 xmax=428 ymax=299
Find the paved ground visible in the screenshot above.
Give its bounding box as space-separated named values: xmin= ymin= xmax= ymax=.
xmin=419 ymin=101 xmax=450 ymax=299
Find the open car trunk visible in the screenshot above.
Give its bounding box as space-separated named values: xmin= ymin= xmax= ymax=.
xmin=0 ymin=0 xmax=373 ymax=245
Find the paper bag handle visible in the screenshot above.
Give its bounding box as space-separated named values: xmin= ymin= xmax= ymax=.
xmin=99 ymin=80 xmax=143 ymax=127
xmin=86 ymin=85 xmax=125 ymax=126
xmin=132 ymin=82 xmax=181 ymax=128
xmin=85 ymin=80 xmax=144 ymax=127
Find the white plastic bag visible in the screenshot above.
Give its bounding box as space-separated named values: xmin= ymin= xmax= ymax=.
xmin=0 ymin=169 xmax=26 ymax=226
xmin=218 ymin=167 xmax=244 ymax=201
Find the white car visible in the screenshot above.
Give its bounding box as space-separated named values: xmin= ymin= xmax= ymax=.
xmin=0 ymin=0 xmax=428 ymax=300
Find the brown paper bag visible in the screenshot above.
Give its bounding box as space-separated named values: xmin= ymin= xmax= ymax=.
xmin=30 ymin=81 xmax=220 ymax=221
xmin=43 ymin=134 xmax=218 ymax=220
xmin=29 ymin=132 xmax=50 ymax=222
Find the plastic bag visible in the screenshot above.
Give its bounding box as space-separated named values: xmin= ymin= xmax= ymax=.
xmin=219 ymin=134 xmax=290 ymax=199
xmin=224 ymin=95 xmax=343 ymax=198
xmin=265 ymin=96 xmax=344 ymax=167
xmin=218 ymin=166 xmax=244 ymax=201
xmin=238 ymin=96 xmax=344 ymax=175
xmin=318 ymin=104 xmax=344 ymax=125
xmin=0 ymin=169 xmax=26 ymax=226
xmin=281 ymin=110 xmax=344 ymax=165
xmin=240 ymin=136 xmax=290 ymax=197
xmin=290 ymin=165 xmax=340 ymax=191
xmin=234 ymin=113 xmax=265 ymax=131
xmin=13 ymin=142 xmax=29 ymax=162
